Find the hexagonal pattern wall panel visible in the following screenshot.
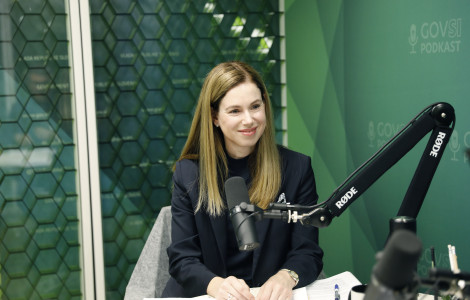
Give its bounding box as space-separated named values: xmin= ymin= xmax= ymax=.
xmin=0 ymin=0 xmax=283 ymax=299
xmin=89 ymin=0 xmax=283 ymax=298
xmin=0 ymin=0 xmax=81 ymax=299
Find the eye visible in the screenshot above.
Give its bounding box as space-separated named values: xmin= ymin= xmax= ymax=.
xmin=251 ymin=102 xmax=262 ymax=110
xmin=229 ymin=108 xmax=240 ymax=114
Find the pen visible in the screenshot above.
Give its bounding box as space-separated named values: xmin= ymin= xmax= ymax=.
xmin=448 ymin=244 xmax=460 ymax=273
xmin=448 ymin=245 xmax=455 ymax=271
xmin=335 ymin=283 xmax=340 ymax=300
xmin=452 ymin=245 xmax=459 ymax=272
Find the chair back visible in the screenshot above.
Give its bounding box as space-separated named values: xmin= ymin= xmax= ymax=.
xmin=124 ymin=206 xmax=172 ymax=299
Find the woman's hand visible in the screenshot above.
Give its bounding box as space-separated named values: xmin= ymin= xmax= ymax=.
xmin=207 ymin=276 xmax=255 ymax=300
xmin=255 ymin=270 xmax=296 ymax=300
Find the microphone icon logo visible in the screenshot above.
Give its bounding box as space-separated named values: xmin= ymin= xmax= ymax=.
xmin=408 ymin=24 xmax=418 ymax=54
xmin=449 ymin=130 xmax=460 ymax=161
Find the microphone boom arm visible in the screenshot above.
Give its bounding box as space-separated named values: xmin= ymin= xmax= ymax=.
xmin=267 ymin=102 xmax=455 ymax=228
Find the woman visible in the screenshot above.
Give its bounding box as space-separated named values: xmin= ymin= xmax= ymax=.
xmin=162 ymin=61 xmax=323 ymax=299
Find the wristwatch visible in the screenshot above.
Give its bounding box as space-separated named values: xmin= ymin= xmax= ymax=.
xmin=281 ymin=269 xmax=299 ymax=286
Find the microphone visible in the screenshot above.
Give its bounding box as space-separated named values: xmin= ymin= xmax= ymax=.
xmin=364 ymin=229 xmax=422 ymax=300
xmin=224 ymin=176 xmax=259 ymax=251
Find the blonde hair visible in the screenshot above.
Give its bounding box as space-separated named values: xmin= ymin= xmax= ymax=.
xmin=178 ymin=61 xmax=281 ymax=216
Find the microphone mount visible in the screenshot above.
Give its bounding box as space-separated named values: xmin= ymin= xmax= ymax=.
xmin=420 ymin=268 xmax=470 ymax=299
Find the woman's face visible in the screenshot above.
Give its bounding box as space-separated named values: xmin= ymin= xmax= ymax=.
xmin=213 ymin=81 xmax=266 ymax=159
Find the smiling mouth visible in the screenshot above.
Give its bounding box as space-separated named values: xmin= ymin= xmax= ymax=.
xmin=239 ymin=127 xmax=257 ymax=136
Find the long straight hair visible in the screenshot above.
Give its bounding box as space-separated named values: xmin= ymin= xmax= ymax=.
xmin=178 ymin=61 xmax=281 ymax=216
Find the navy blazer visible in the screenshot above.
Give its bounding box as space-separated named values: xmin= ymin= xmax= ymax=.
xmin=162 ymin=146 xmax=323 ymax=297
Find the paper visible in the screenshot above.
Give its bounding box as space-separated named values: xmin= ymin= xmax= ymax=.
xmin=145 ymin=271 xmax=362 ymax=300
xmin=249 ymin=285 xmax=309 ymax=299
xmin=305 ymin=271 xmax=362 ymax=300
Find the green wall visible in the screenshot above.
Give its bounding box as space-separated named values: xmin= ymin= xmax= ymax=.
xmin=286 ymin=0 xmax=470 ymax=283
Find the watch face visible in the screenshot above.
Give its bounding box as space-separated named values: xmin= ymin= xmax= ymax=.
xmin=288 ymin=270 xmax=299 ymax=283
xmin=282 ymin=269 xmax=299 ymax=285
xmin=291 ymin=271 xmax=299 ymax=280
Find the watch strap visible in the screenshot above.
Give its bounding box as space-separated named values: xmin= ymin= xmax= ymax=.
xmin=281 ymin=269 xmax=299 ymax=286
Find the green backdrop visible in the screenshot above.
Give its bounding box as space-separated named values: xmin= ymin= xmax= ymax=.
xmin=0 ymin=1 xmax=80 ymax=299
xmin=286 ymin=0 xmax=470 ymax=284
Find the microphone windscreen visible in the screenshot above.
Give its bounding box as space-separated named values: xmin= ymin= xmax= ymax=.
xmin=225 ymin=176 xmax=250 ymax=209
xmin=224 ymin=176 xmax=259 ymax=250
xmin=373 ymin=229 xmax=422 ymax=289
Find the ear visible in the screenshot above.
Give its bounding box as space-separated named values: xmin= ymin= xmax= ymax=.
xmin=211 ymin=108 xmax=219 ymax=127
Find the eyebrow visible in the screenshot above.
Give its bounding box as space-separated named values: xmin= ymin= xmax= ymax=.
xmin=223 ymin=99 xmax=263 ymax=111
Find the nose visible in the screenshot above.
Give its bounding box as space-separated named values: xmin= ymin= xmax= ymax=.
xmin=242 ymin=110 xmax=254 ymax=126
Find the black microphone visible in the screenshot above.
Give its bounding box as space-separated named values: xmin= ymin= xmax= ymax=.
xmin=364 ymin=229 xmax=422 ymax=300
xmin=224 ymin=176 xmax=259 ymax=251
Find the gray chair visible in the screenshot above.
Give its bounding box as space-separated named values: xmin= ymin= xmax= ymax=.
xmin=124 ymin=206 xmax=172 ymax=300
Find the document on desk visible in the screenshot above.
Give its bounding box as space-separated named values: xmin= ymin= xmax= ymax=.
xmin=248 ymin=285 xmax=309 ymax=299
xmin=305 ymin=271 xmax=362 ymax=299
xmin=145 ymin=271 xmax=362 ymax=300
xmin=248 ymin=272 xmax=361 ymax=299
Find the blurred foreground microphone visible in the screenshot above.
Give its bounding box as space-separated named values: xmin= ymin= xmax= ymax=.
xmin=364 ymin=230 xmax=422 ymax=300
xmin=225 ymin=176 xmax=259 ymax=251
